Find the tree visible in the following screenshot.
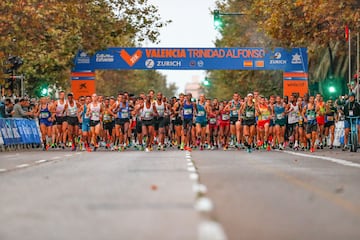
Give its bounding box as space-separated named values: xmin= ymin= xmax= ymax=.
xmin=0 ymin=0 xmax=170 ymax=96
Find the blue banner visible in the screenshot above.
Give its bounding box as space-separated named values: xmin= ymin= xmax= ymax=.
xmin=73 ymin=47 xmax=308 ymax=72
xmin=0 ymin=118 xmax=41 ymax=146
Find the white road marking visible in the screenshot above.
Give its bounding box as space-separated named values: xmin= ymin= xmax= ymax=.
xmin=195 ymin=197 xmax=214 ymax=212
xmin=187 ymin=166 xmax=196 ymax=172
xmin=198 ymin=221 xmax=228 ymax=240
xmin=187 ymin=162 xmax=194 ymax=167
xmin=193 ymin=183 xmax=208 ymax=194
xmin=51 ymin=156 xmax=61 ymax=160
xmin=189 ymin=173 xmax=199 ymax=181
xmin=35 ymin=159 xmax=47 ymax=164
xmin=284 ymin=151 xmax=360 ymax=168
xmin=75 ymin=152 xmax=82 ymax=155
xmin=0 ymin=169 xmax=7 ymax=172
xmin=16 ymin=164 xmax=30 ymax=168
xmin=64 ymin=154 xmax=72 ymax=157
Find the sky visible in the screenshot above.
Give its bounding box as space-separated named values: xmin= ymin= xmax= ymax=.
xmin=146 ymin=0 xmax=219 ymax=94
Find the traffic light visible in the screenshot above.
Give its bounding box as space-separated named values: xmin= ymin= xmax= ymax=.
xmin=39 ymin=85 xmax=48 ymax=96
xmin=203 ymin=78 xmax=210 ymax=86
xmin=213 ymin=10 xmax=223 ymax=29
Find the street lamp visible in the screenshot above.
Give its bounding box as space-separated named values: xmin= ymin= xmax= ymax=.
xmin=212 ymin=9 xmax=246 ymax=30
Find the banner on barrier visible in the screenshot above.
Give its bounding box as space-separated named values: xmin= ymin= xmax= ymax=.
xmin=0 ymin=118 xmax=41 ymax=146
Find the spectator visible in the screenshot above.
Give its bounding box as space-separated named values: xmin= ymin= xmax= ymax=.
xmin=4 ymin=98 xmax=14 ymax=118
xmin=12 ymin=98 xmax=33 ymax=118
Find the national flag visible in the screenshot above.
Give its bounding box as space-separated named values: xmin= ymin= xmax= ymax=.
xmin=255 ymin=61 xmax=264 ymax=68
xmin=345 ymin=25 xmax=349 ymax=42
xmin=243 ymin=60 xmax=253 ymax=67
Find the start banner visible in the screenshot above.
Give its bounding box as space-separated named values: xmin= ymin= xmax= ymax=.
xmin=73 ymin=47 xmax=308 ymax=72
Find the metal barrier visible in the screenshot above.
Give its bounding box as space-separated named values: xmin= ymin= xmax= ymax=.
xmin=0 ymin=118 xmax=41 ymax=152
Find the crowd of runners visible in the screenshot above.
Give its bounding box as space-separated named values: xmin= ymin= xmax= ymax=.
xmin=7 ymin=89 xmax=360 ymax=153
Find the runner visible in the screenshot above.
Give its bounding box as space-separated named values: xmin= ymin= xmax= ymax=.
xmin=208 ymin=101 xmax=219 ymax=150
xmin=287 ymin=95 xmax=300 ymax=150
xmin=103 ymin=97 xmax=116 ymax=149
xmin=219 ymin=101 xmax=230 ymax=150
xmin=66 ymin=93 xmax=81 ymax=151
xmin=195 ymin=94 xmax=209 ymax=150
xmin=172 ymin=93 xmax=185 ymax=150
xmin=273 ymin=96 xmax=287 ymax=150
xmin=256 ymin=95 xmax=272 ymax=150
xmin=36 ymin=97 xmax=55 ymax=150
xmin=182 ymin=93 xmax=197 ymax=150
xmin=229 ymin=92 xmax=242 ymax=148
xmin=240 ymin=93 xmax=256 ymax=152
xmin=302 ymin=95 xmax=319 ymax=152
xmin=86 ymin=93 xmax=104 ymax=151
xmin=113 ymin=93 xmax=130 ymax=151
xmin=53 ymin=91 xmax=68 ymax=149
xmin=316 ymin=94 xmax=326 ymax=149
xmin=324 ymin=98 xmax=338 ymax=149
xmin=139 ymin=95 xmax=158 ymax=152
xmin=78 ymin=96 xmax=91 ymax=151
xmin=154 ymin=92 xmax=166 ymax=150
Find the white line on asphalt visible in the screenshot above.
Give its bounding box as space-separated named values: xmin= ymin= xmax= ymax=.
xmin=35 ymin=159 xmax=47 ymax=164
xmin=189 ymin=173 xmax=199 ymax=181
xmin=16 ymin=164 xmax=30 ymax=168
xmin=64 ymin=154 xmax=72 ymax=157
xmin=187 ymin=162 xmax=194 ymax=166
xmin=198 ymin=221 xmax=228 ymax=240
xmin=193 ymin=183 xmax=208 ymax=194
xmin=195 ymin=197 xmax=214 ymax=212
xmin=284 ymin=151 xmax=360 ymax=168
xmin=51 ymin=156 xmax=61 ymax=160
xmin=187 ymin=166 xmax=196 ymax=172
xmin=75 ymin=152 xmax=82 ymax=155
xmin=0 ymin=169 xmax=7 ymax=172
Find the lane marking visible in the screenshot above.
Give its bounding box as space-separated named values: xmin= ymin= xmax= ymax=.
xmin=187 ymin=166 xmax=196 ymax=172
xmin=284 ymin=151 xmax=360 ymax=168
xmin=189 ymin=173 xmax=199 ymax=181
xmin=198 ymin=221 xmax=227 ymax=240
xmin=64 ymin=154 xmax=73 ymax=157
xmin=195 ymin=197 xmax=214 ymax=212
xmin=193 ymin=183 xmax=208 ymax=194
xmin=0 ymin=169 xmax=7 ymax=172
xmin=51 ymin=156 xmax=61 ymax=160
xmin=16 ymin=164 xmax=30 ymax=168
xmin=35 ymin=159 xmax=47 ymax=164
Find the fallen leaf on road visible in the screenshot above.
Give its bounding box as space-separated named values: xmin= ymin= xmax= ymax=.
xmin=151 ymin=185 xmax=158 ymax=191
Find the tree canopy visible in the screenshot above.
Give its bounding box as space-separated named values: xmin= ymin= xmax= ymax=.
xmin=0 ymin=0 xmax=174 ymax=97
xmin=206 ymin=0 xmax=359 ymax=98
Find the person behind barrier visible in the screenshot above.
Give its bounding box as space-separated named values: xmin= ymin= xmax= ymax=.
xmin=343 ymin=92 xmax=360 ymax=151
xmin=12 ymin=98 xmax=33 ymax=118
xmin=4 ymin=99 xmax=14 ymax=118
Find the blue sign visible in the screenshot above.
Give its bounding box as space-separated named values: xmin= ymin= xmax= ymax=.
xmin=0 ymin=118 xmax=41 ymax=146
xmin=73 ymin=47 xmax=308 ymax=72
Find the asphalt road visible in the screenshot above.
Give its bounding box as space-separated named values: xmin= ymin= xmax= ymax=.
xmin=1 ymin=148 xmax=360 ymax=240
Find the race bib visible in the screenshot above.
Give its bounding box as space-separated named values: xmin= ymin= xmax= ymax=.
xmin=209 ymin=118 xmax=217 ymax=124
xmin=92 ymin=112 xmax=100 ymax=118
xmin=184 ymin=108 xmax=192 ymax=115
xmin=197 ymin=110 xmax=205 ymax=117
xmin=246 ymin=111 xmax=254 ymax=118
xmin=103 ymin=115 xmax=111 ymax=121
xmin=307 ymin=114 xmax=315 ymax=121
xmin=276 ymin=113 xmax=284 ymax=120
xmin=349 ymin=110 xmax=354 ymax=116
xmin=121 ymin=110 xmax=129 ymax=119
xmin=40 ymin=112 xmax=50 ymax=119
xmin=327 ymin=116 xmax=334 ymax=121
xmin=232 ymin=110 xmax=238 ymax=116
xmin=262 ymin=115 xmax=269 ymax=120
xmin=222 ymin=114 xmax=230 ymax=121
xmin=144 ymin=112 xmax=152 ymax=118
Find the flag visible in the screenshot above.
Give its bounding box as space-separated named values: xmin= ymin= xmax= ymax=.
xmin=345 ymin=25 xmax=349 ymax=42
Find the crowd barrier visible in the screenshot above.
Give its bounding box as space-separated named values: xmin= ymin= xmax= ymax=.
xmin=0 ymin=118 xmax=41 ymax=151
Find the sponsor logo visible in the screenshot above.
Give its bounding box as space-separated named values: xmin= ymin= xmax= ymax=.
xmin=145 ymin=59 xmax=155 ymax=69
xmin=291 ymin=53 xmax=302 ymax=64
xmin=243 ymin=60 xmax=253 ymax=67
xmin=255 ymin=60 xmax=264 ymax=68
xmin=96 ymin=54 xmax=114 ymax=63
xmin=270 ymin=52 xmax=286 ymax=64
xmin=197 ymin=60 xmax=204 ymax=67
xmin=77 ymin=52 xmax=90 ymax=64
xmin=120 ymin=49 xmax=142 ymax=67
xmin=79 ymin=83 xmax=87 ymax=89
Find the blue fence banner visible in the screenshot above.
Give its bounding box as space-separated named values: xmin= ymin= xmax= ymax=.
xmin=0 ymin=118 xmax=41 ymax=146
xmin=73 ymin=47 xmax=308 ymax=72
